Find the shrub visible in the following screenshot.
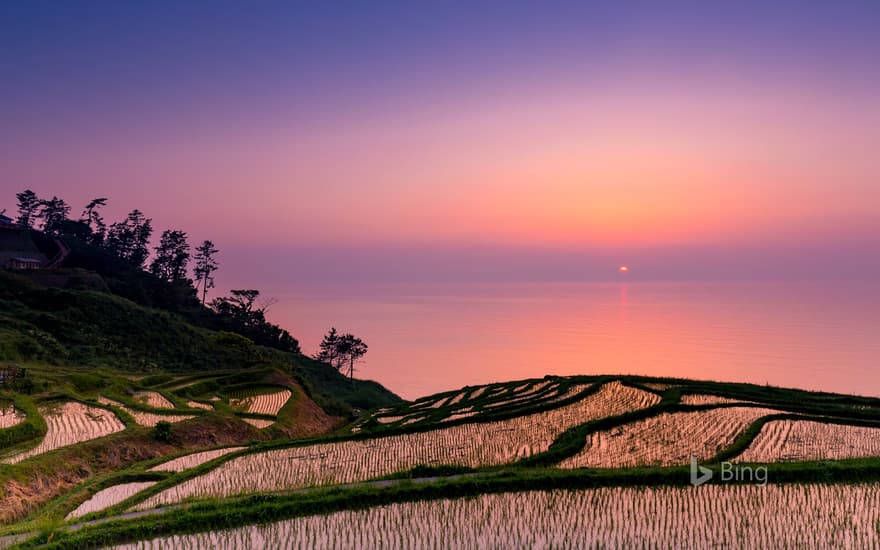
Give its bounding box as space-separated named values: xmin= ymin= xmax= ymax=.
xmin=214 ymin=332 xmax=256 ymax=355
xmin=70 ymin=372 xmax=108 ymax=392
xmin=153 ymin=421 xmax=173 ymax=443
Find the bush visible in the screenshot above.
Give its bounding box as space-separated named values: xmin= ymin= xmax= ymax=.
xmin=153 ymin=421 xmax=173 ymax=443
xmin=214 ymin=332 xmax=256 ymax=355
xmin=70 ymin=372 xmax=108 ymax=392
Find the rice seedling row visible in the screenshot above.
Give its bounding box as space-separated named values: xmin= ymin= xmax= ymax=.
xmin=229 ymin=389 xmax=291 ymax=416
xmin=67 ymin=482 xmax=158 ymax=520
xmin=0 ymin=401 xmax=24 ymax=429
xmin=98 ymin=397 xmax=194 ymax=428
xmin=113 ymin=483 xmax=880 ymax=549
xmin=133 ymin=392 xmax=175 ymax=410
xmin=641 ymin=383 xmax=678 ymax=391
xmin=737 ymin=419 xmax=880 ymax=463
xmin=2 ymin=402 xmax=125 ymax=464
xmin=559 ymin=406 xmax=779 ymax=468
xmin=149 ymin=448 xmax=248 ymax=473
xmin=368 ymin=379 xmax=575 ymax=429
xmin=680 ymin=394 xmax=754 ymax=406
xmin=134 ymin=382 xmax=659 ymax=509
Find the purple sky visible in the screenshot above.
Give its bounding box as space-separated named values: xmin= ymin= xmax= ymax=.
xmin=2 ymin=1 xmax=878 ymax=288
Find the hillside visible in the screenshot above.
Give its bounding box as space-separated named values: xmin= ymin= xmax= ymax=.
xmin=0 ymin=267 xmax=400 ymax=416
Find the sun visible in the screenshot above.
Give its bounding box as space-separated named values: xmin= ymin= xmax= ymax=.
xmin=619 ymin=266 xmax=629 ymax=274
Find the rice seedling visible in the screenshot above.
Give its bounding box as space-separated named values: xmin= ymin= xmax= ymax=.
xmin=444 ymin=411 xmax=478 ymax=422
xmin=133 ymin=392 xmax=175 ymax=410
xmin=540 ymin=384 xmax=593 ymax=405
xmin=98 ymin=396 xmax=194 ymax=427
xmin=113 ymin=483 xmax=880 ymax=549
xmin=370 ymin=380 xmax=580 ymax=429
xmin=446 ymin=391 xmax=466 ymax=406
xmin=680 ymin=394 xmax=754 ymax=406
xmin=512 ymin=380 xmax=554 ymax=398
xmin=468 ymin=386 xmax=488 ymax=400
xmin=229 ymin=389 xmax=291 ymax=416
xmin=2 ymin=402 xmax=125 ymax=464
xmin=737 ymin=419 xmax=880 ymax=463
xmin=0 ymin=401 xmax=24 ymax=429
xmin=559 ymin=406 xmax=778 ymax=468
xmin=148 ymin=448 xmax=247 ymax=473
xmin=66 ymin=482 xmax=157 ymax=520
xmin=135 ymin=382 xmax=659 ymax=508
xmin=482 ymin=383 xmax=568 ymax=410
xmin=185 ymin=401 xmax=212 ymax=411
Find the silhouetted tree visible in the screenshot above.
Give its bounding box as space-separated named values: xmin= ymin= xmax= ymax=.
xmin=104 ymin=209 xmax=153 ymax=267
xmin=337 ymin=333 xmax=368 ymax=381
xmin=193 ymin=240 xmax=219 ymax=305
xmin=316 ymin=327 xmax=342 ymax=368
xmin=81 ymin=197 xmax=108 ymax=244
xmin=212 ymin=289 xmax=264 ymax=327
xmin=39 ymin=196 xmax=71 ymax=234
xmin=150 ymin=229 xmax=191 ymax=282
xmin=15 ymin=189 xmax=40 ymax=229
xmin=316 ymin=329 xmax=368 ymax=380
xmin=211 ymin=289 xmax=298 ymax=353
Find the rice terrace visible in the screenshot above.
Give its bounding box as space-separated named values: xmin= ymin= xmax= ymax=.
xmin=3 ymin=362 xmax=880 ymax=548
xmin=3 ymin=1 xmax=880 ymax=548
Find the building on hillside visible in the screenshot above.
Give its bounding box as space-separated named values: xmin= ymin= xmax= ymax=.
xmin=0 ymin=212 xmax=14 ymax=228
xmin=6 ymin=256 xmax=44 ymax=270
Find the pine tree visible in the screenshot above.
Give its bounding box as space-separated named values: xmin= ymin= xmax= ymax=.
xmin=150 ymin=229 xmax=191 ymax=282
xmin=193 ymin=240 xmax=219 ymax=305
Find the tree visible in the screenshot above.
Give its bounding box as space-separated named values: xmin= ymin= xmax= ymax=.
xmin=81 ymin=197 xmax=108 ymax=244
xmin=337 ymin=333 xmax=368 ymax=381
xmin=316 ymin=327 xmax=342 ymax=369
xmin=15 ymin=189 xmax=40 ymax=229
xmin=210 ymin=289 xmax=298 ymax=353
xmin=104 ymin=209 xmax=153 ymax=267
xmin=316 ymin=329 xmax=368 ymax=380
xmin=193 ymin=240 xmax=219 ymax=305
xmin=150 ymin=229 xmax=191 ymax=282
xmin=211 ymin=289 xmax=265 ymax=327
xmin=39 ymin=196 xmax=71 ymax=234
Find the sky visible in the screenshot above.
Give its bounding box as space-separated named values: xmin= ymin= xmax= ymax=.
xmin=2 ymin=1 xmax=879 ymax=287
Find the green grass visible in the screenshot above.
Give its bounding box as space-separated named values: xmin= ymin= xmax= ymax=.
xmin=0 ymin=393 xmax=46 ymax=449
xmin=0 ymin=269 xmax=401 ymax=416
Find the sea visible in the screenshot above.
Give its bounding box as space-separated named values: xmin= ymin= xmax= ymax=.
xmin=264 ymin=281 xmax=880 ymax=401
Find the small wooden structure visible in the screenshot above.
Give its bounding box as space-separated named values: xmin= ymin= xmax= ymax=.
xmin=0 ymin=365 xmax=26 ymax=385
xmin=7 ymin=257 xmax=43 ymax=270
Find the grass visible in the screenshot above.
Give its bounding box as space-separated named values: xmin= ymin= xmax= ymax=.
xmin=0 ymin=270 xmax=401 ymax=416
xmin=0 ymin=393 xmax=46 ymax=450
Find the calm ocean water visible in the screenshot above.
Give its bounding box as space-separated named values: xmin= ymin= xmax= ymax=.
xmin=266 ymin=281 xmax=880 ymax=401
